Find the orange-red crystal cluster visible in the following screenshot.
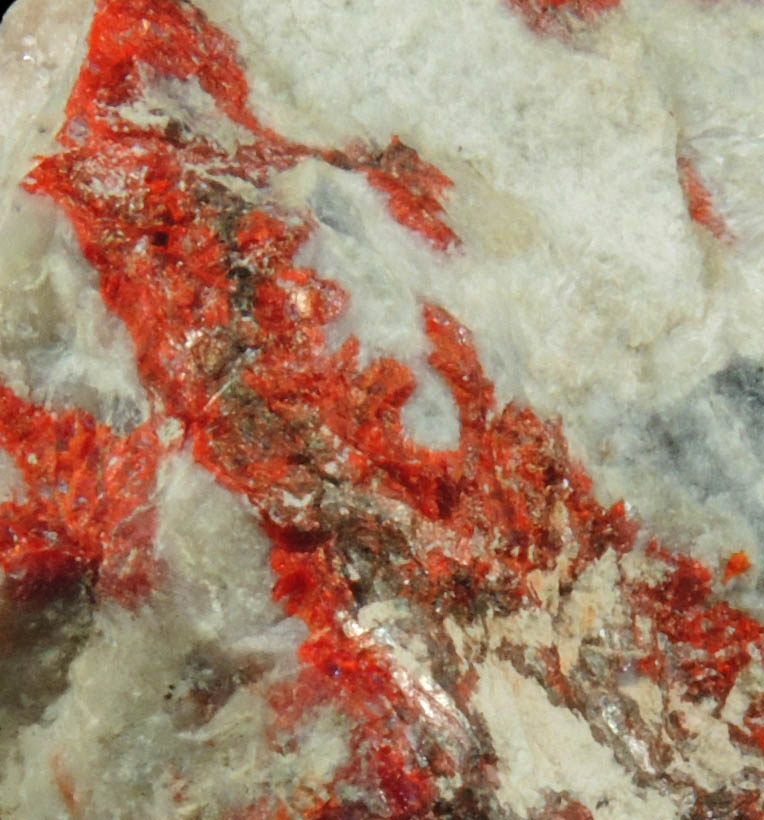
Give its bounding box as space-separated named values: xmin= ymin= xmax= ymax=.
xmin=631 ymin=543 xmax=763 ymax=704
xmin=0 ymin=386 xmax=159 ymax=604
xmin=0 ymin=0 xmax=760 ymax=816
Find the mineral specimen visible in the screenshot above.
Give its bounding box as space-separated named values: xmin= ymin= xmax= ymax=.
xmin=2 ymin=0 xmax=764 ymax=818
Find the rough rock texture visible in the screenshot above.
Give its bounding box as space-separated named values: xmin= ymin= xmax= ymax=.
xmin=2 ymin=0 xmax=764 ymax=818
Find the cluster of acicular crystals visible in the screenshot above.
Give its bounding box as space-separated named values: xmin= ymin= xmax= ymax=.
xmin=0 ymin=0 xmax=760 ymax=816
xmin=0 ymin=386 xmax=159 ymax=603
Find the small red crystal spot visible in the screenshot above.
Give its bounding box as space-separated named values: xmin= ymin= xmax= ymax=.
xmin=507 ymin=0 xmax=619 ymax=37
xmin=742 ymin=695 xmax=764 ymax=754
xmin=724 ymin=550 xmax=752 ymax=584
xmin=677 ymin=156 xmax=732 ymax=242
xmin=637 ymin=653 xmax=665 ymax=683
xmin=538 ymin=793 xmax=595 ymax=820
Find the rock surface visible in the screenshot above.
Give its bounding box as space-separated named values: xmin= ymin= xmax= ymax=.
xmin=2 ymin=0 xmax=764 ymax=817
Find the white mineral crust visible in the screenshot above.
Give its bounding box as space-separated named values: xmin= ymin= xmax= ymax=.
xmin=2 ymin=0 xmax=764 ymax=817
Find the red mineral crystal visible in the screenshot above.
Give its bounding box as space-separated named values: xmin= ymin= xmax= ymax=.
xmin=677 ymin=155 xmax=732 ymax=242
xmin=631 ymin=544 xmax=764 ymax=705
xmin=0 ymin=386 xmax=161 ymax=605
xmin=3 ymin=0 xmax=764 ymax=816
xmin=340 ymin=136 xmax=460 ymax=251
xmin=725 ymin=550 xmax=753 ymax=584
xmin=507 ymin=0 xmax=620 ymax=37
